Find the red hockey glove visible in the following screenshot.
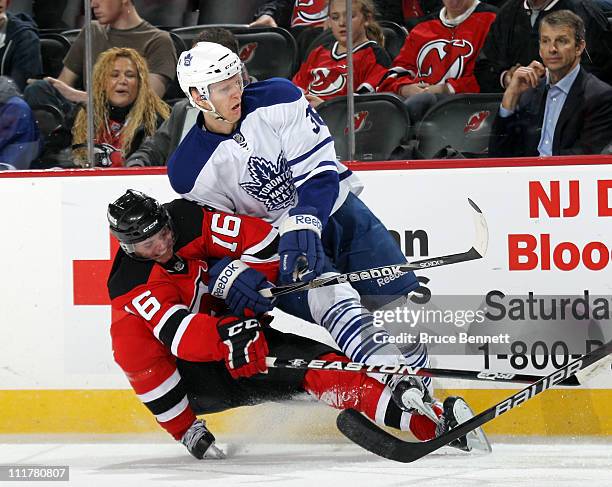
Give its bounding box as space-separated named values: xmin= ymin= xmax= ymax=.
xmin=216 ymin=316 xmax=269 ymax=379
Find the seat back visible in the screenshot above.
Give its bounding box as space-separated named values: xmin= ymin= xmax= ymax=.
xmin=30 ymin=104 xmax=65 ymax=138
xmin=40 ymin=34 xmax=71 ymax=78
xmin=172 ymin=26 xmax=298 ymax=80
xmin=316 ymin=94 xmax=410 ymax=161
xmin=415 ymin=94 xmax=502 ymax=159
xmin=60 ymin=29 xmax=81 ymax=43
xmin=379 ymin=21 xmax=407 ymax=60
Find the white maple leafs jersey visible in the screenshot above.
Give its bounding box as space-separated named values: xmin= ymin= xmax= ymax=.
xmin=167 ymin=78 xmax=362 ymax=226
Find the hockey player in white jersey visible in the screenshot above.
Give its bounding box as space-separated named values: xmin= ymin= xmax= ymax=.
xmin=167 ymin=42 xmax=441 ymax=425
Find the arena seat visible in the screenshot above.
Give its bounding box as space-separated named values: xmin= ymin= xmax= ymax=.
xmin=30 ymin=104 xmax=65 ymax=139
xmin=379 ymin=21 xmax=407 ymax=60
xmin=414 ymin=94 xmax=502 ymax=159
xmin=316 ymin=93 xmax=410 ymax=161
xmin=172 ymin=26 xmax=298 ymax=80
xmin=60 ymin=29 xmax=81 ymax=43
xmin=40 ymin=34 xmax=71 ymax=78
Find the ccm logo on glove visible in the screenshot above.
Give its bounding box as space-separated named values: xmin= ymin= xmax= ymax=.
xmin=226 ymin=318 xmax=259 ymax=337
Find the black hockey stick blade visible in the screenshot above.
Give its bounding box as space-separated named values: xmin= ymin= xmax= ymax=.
xmin=261 ymin=198 xmax=488 ymax=298
xmin=337 ymin=339 xmax=611 ymax=463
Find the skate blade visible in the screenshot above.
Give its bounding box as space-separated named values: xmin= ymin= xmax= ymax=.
xmin=204 ymin=443 xmax=226 ymax=459
xmin=453 ymin=399 xmax=492 ymax=454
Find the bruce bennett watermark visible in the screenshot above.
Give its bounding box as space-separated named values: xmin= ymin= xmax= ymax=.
xmin=373 ymin=331 xmax=510 ymax=345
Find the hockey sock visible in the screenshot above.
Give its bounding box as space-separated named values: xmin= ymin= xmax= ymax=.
xmin=302 ymin=352 xmax=441 ymax=440
xmin=124 ymin=356 xmax=196 ymax=440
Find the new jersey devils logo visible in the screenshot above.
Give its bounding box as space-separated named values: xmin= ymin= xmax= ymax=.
xmin=239 ymin=42 xmax=258 ymax=63
xmin=416 ymin=39 xmax=474 ymax=85
xmin=309 ymin=67 xmax=346 ymax=96
xmin=464 ymin=110 xmax=491 ymax=134
xmin=344 ymin=111 xmax=371 ymax=134
xmin=293 ymin=0 xmax=329 ymax=24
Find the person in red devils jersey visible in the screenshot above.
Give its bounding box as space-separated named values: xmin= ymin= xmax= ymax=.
xmin=251 ymin=0 xmax=329 ymax=29
xmin=292 ymin=0 xmax=391 ymax=108
xmin=107 ymin=190 xmax=490 ymax=459
xmin=377 ymin=0 xmax=497 ymax=123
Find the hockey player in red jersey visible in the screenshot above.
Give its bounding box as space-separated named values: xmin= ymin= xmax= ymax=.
xmin=377 ymin=0 xmax=497 ymax=122
xmin=107 ymin=190 xmax=490 ymax=459
xmin=292 ymin=0 xmax=391 ymax=108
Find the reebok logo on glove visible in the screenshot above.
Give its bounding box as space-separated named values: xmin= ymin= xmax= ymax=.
xmin=211 ymin=261 xmax=249 ymax=299
xmin=294 ymin=215 xmax=322 ymax=232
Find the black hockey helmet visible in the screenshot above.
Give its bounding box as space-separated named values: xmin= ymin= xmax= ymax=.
xmin=108 ymin=189 xmax=171 ymax=256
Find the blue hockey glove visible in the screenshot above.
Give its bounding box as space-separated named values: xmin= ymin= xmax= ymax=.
xmin=209 ymin=257 xmax=274 ymax=315
xmin=278 ymin=206 xmax=325 ymax=283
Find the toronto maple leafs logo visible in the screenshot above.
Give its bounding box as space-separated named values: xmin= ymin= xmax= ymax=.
xmin=240 ymin=153 xmax=297 ymax=211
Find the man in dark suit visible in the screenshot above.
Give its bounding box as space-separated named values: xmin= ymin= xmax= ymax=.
xmin=489 ymin=10 xmax=612 ymax=157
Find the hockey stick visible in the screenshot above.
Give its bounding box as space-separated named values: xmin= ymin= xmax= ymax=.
xmin=260 ymin=198 xmax=488 ymax=299
xmin=265 ymin=357 xmax=579 ymax=385
xmin=336 ymin=339 xmax=612 ymax=463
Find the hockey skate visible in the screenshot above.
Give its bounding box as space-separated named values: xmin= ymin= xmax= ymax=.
xmin=436 ymin=396 xmax=491 ymax=453
xmin=181 ymin=419 xmax=226 ymax=459
xmin=383 ymin=374 xmax=439 ymax=424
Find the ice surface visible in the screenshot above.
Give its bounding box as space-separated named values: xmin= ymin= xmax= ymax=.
xmin=0 ymin=440 xmax=610 ymax=487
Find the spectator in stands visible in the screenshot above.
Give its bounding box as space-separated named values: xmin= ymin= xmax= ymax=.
xmin=24 ymin=0 xmax=176 ymax=115
xmin=32 ymin=0 xmax=69 ymax=30
xmin=292 ymin=0 xmax=391 ymax=109
xmin=71 ymin=47 xmax=169 ymax=167
xmin=0 ymin=0 xmax=42 ymax=91
xmin=126 ymin=27 xmax=244 ymax=167
xmin=251 ymin=0 xmax=329 ymax=61
xmin=474 ymin=0 xmax=612 ymax=93
xmin=0 ymin=76 xmax=41 ymax=170
xmin=488 ymin=10 xmax=612 ymax=157
xmin=377 ymin=0 xmax=497 ymax=123
xmin=251 ymin=0 xmax=328 ymax=29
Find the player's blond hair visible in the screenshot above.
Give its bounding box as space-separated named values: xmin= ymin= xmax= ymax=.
xmin=72 ymin=47 xmax=170 ymax=166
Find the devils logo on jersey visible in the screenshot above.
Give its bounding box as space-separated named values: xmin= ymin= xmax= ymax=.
xmin=464 ymin=110 xmax=491 ymax=134
xmin=239 ymin=42 xmax=258 ymax=64
xmin=308 ymin=67 xmax=346 ymax=96
xmin=239 ymin=153 xmax=297 ymax=211
xmin=417 ymin=39 xmax=474 ymax=84
xmin=292 ymin=0 xmax=328 ymax=26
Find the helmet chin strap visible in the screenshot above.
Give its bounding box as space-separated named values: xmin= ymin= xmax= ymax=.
xmin=195 ymin=95 xmax=235 ymax=126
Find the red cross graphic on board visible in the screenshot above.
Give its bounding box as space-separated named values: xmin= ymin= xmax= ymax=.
xmin=73 ymin=233 xmax=121 ymax=322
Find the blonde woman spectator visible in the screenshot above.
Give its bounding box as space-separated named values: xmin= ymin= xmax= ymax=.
xmin=72 ymin=47 xmax=169 ymax=167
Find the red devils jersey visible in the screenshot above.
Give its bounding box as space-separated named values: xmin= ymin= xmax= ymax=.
xmin=378 ymin=4 xmax=496 ymax=94
xmin=293 ymin=40 xmax=391 ymax=101
xmin=107 ymin=199 xmax=279 ymax=363
xmin=291 ymin=0 xmax=328 ymax=27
